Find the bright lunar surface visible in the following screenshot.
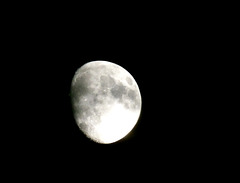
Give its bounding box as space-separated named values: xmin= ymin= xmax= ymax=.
xmin=71 ymin=61 xmax=142 ymax=144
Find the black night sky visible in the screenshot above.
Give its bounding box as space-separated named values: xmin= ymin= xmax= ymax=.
xmin=4 ymin=4 xmax=218 ymax=180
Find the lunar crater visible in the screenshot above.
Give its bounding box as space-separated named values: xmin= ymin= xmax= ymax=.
xmin=127 ymin=89 xmax=137 ymax=100
xmin=126 ymin=77 xmax=133 ymax=85
xmin=110 ymin=83 xmax=127 ymax=99
xmin=100 ymin=75 xmax=115 ymax=88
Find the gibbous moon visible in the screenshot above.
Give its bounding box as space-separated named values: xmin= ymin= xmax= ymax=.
xmin=71 ymin=61 xmax=142 ymax=144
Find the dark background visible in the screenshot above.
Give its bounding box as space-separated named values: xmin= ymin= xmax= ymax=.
xmin=3 ymin=3 xmax=222 ymax=181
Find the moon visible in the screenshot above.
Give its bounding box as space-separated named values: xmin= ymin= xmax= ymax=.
xmin=71 ymin=60 xmax=142 ymax=144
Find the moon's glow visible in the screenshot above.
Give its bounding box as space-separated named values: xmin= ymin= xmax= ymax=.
xmin=71 ymin=61 xmax=141 ymax=144
xmin=95 ymin=102 xmax=139 ymax=143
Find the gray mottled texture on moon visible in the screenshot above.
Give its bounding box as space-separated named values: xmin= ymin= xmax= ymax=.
xmin=71 ymin=60 xmax=142 ymax=144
